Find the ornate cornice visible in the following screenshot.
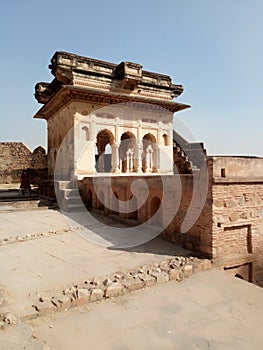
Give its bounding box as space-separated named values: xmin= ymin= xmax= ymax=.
xmin=33 ymin=86 xmax=190 ymax=120
xmin=34 ymin=51 xmax=185 ymax=105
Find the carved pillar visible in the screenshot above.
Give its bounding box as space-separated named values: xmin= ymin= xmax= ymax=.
xmin=98 ymin=150 xmax=105 ymax=172
xmin=126 ymin=149 xmax=134 ymax=173
xmin=134 ymin=142 xmax=143 ymax=173
xmin=145 ymin=145 xmax=153 ymax=173
xmin=152 ymin=144 xmax=158 ymax=172
xmin=111 ymin=143 xmax=121 ymax=173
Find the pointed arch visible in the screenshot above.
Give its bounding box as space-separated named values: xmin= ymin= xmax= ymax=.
xmin=142 ymin=133 xmax=157 ymax=173
xmin=96 ymin=129 xmax=114 ymax=172
xmin=119 ymin=131 xmax=136 ymax=173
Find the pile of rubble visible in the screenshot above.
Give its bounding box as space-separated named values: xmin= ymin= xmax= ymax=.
xmin=0 ymin=228 xmax=72 ymax=246
xmin=31 ymin=256 xmax=212 ymax=318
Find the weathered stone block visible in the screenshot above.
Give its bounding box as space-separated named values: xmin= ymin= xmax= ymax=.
xmin=122 ymin=278 xmax=144 ymax=291
xmin=182 ymin=264 xmax=193 ymax=277
xmin=139 ymin=274 xmax=156 ymax=287
xmin=74 ymin=288 xmax=90 ymax=305
xmin=151 ymin=271 xmax=169 ymax=283
xmin=90 ymin=288 xmax=103 ymax=302
xmin=229 ymin=212 xmax=238 ymax=222
xmin=34 ymin=301 xmax=56 ymax=316
xmin=169 ymin=269 xmax=181 ymax=281
xmin=105 ymin=283 xmax=124 ymax=298
xmin=57 ymin=294 xmax=72 ymax=309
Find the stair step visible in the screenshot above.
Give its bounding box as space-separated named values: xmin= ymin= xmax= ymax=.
xmin=57 ymin=180 xmax=78 ymax=191
xmin=65 ymin=197 xmax=83 ymax=205
xmin=63 ymin=189 xmax=80 ymax=197
xmin=63 ymin=203 xmax=86 ymax=212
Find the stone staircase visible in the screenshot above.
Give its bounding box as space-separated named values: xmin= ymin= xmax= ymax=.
xmin=173 ymin=130 xmax=207 ymax=174
xmin=55 ymin=180 xmax=84 ymax=212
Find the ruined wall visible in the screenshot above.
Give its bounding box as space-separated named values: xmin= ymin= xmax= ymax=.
xmin=210 ymin=156 xmax=263 ymax=286
xmin=0 ymin=142 xmax=47 ymax=184
xmin=79 ymin=172 xmax=213 ymax=258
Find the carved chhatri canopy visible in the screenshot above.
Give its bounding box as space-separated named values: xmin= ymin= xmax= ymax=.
xmin=34 ymin=51 xmax=190 ymax=119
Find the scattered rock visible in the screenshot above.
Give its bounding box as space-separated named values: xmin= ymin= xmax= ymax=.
xmin=28 ymin=256 xmax=212 ymax=317
xmin=169 ymin=269 xmax=181 ymax=281
xmin=151 ymin=271 xmax=169 ymax=284
xmin=91 ymin=278 xmax=101 ymax=286
xmin=122 ymin=278 xmax=144 ymax=291
xmin=34 ymin=301 xmax=56 ymax=316
xmin=139 ymin=274 xmax=156 ymax=287
xmin=105 ymin=283 xmax=124 ymax=298
xmin=57 ymin=294 xmax=72 ymax=309
xmin=103 ymin=278 xmax=113 ymax=287
xmin=3 ymin=312 xmax=17 ymax=325
xmin=90 ymin=288 xmax=103 ymax=302
xmin=77 ymin=289 xmax=90 ymax=299
xmin=183 ymin=264 xmax=193 ymax=277
xmin=73 ymin=288 xmax=91 ymax=306
xmin=159 ymin=260 xmax=170 ymax=272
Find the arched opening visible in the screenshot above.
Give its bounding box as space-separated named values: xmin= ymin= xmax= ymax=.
xmin=142 ymin=133 xmax=157 ymax=173
xmin=96 ymin=129 xmax=114 ymax=172
xmin=86 ymin=189 xmax=92 ymax=209
xmin=98 ymin=191 xmax=105 ymax=210
xmin=150 ymin=196 xmax=162 ymax=225
xmin=119 ymin=131 xmax=136 ymax=173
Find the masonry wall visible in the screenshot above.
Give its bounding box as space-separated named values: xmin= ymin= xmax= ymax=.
xmin=210 ymin=156 xmax=263 ymax=286
xmin=79 ymin=171 xmax=213 ymax=259
xmin=79 ymin=157 xmax=263 ymax=288
xmin=0 ymin=142 xmax=47 ymax=184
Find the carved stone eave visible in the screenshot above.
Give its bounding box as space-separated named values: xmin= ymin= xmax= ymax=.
xmin=35 ymin=52 xmax=185 ymax=104
xmin=33 ymin=85 xmax=191 ymax=120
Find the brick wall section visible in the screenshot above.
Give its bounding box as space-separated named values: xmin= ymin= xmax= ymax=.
xmin=212 ymin=182 xmax=263 ymax=286
xmin=210 ymin=156 xmax=263 ymax=287
xmin=0 ymin=142 xmax=47 ymax=184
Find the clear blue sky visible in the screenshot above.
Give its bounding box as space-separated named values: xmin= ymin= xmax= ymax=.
xmin=0 ymin=0 xmax=262 ymax=156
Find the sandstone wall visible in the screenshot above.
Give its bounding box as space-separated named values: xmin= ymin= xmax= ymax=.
xmin=79 ymin=172 xmax=213 ymax=258
xmin=210 ymin=156 xmax=263 ymax=286
xmin=0 ymin=142 xmax=47 ymax=184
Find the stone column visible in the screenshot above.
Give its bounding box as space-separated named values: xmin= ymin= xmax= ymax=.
xmin=134 ymin=142 xmax=143 ymax=173
xmin=98 ymin=150 xmax=105 ymax=172
xmin=152 ymin=144 xmax=158 ymax=172
xmin=126 ymin=149 xmax=134 ymax=173
xmin=111 ymin=143 xmax=121 ymax=173
xmin=145 ymin=145 xmax=153 ymax=173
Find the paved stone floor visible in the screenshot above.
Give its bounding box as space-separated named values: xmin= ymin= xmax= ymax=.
xmin=0 ymin=196 xmax=263 ymax=349
xmin=0 ymin=270 xmax=263 ymax=349
xmin=0 ymin=205 xmax=189 ymax=317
